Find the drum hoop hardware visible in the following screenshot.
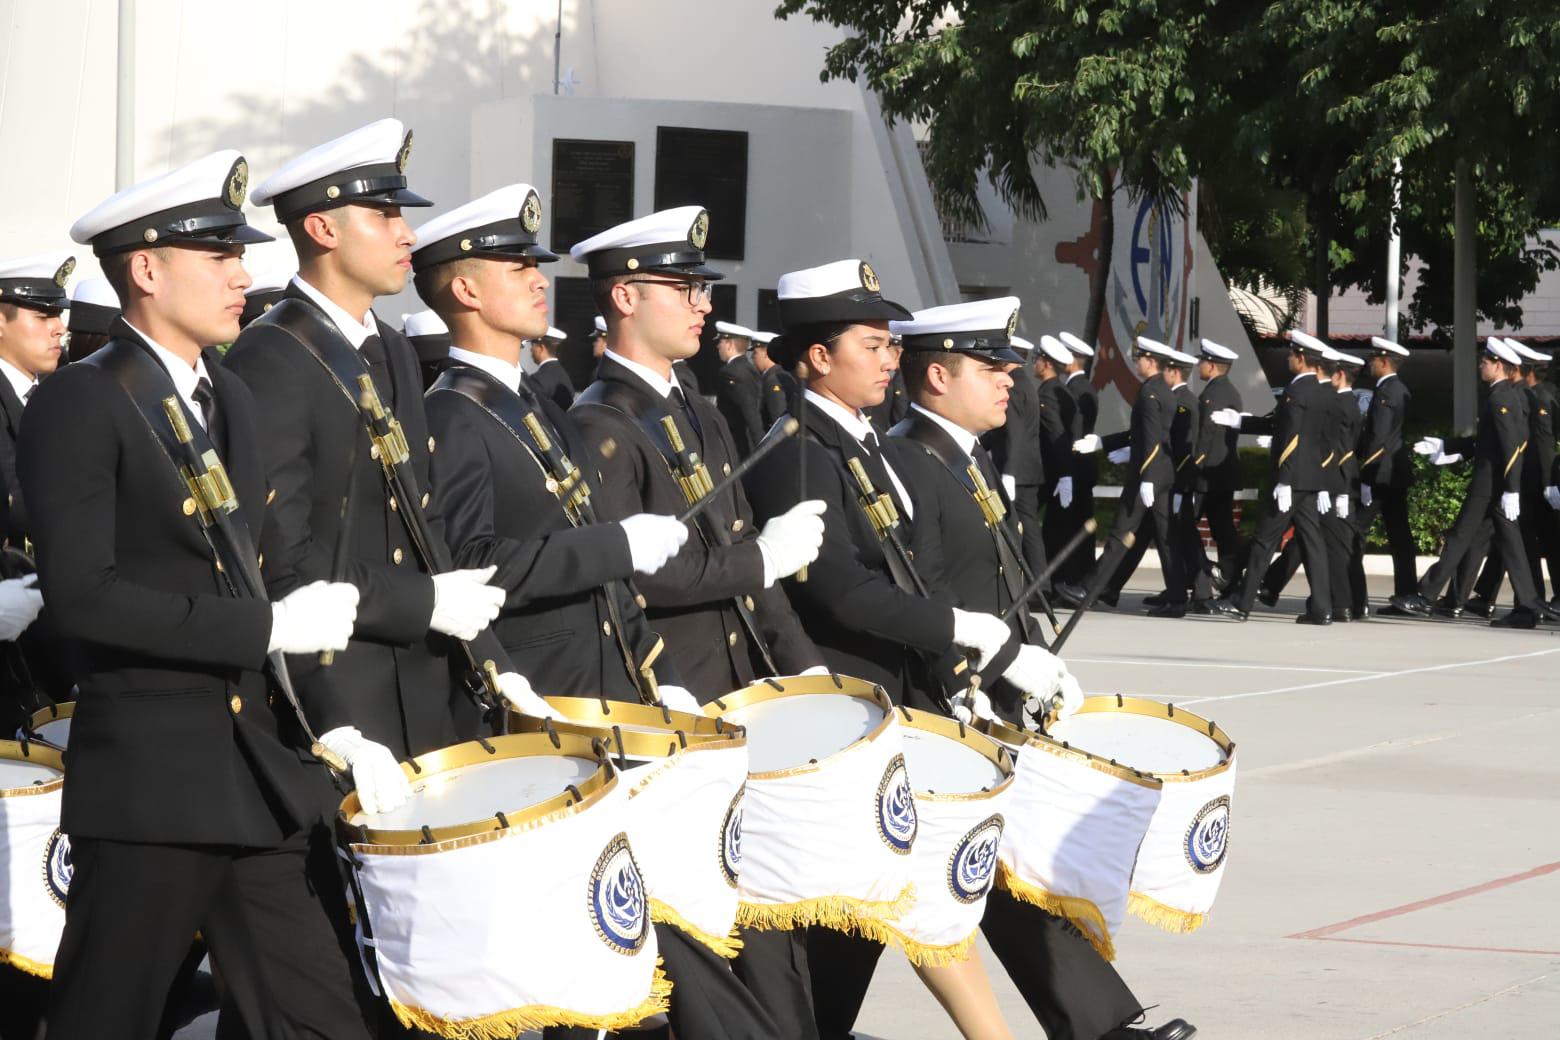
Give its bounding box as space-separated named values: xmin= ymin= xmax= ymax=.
xmin=895 ymin=706 xmax=1017 ymax=801
xmin=1048 ymin=695 xmax=1236 ymax=784
xmin=1 ymin=738 xmax=65 ymax=796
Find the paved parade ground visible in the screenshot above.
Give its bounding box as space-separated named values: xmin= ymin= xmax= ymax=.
xmin=175 ymin=571 xmax=1560 ymax=1040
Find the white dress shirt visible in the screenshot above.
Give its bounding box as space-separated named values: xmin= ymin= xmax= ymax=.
xmin=449 ymin=345 xmax=524 ymax=394
xmin=292 ymin=275 xmax=378 ymax=350
xmin=605 ymin=348 xmax=677 ymax=399
xmin=123 ymin=321 xmax=213 ymax=430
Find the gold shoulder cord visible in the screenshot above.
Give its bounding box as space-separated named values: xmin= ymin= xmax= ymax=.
xmin=163 ymin=397 xmax=238 ymax=522
xmin=659 ymin=415 xmax=715 ymax=505
xmin=520 ymin=412 xmax=591 ymax=519
xmin=846 ymin=457 xmax=901 ymax=537
xmin=965 ymin=463 xmax=1007 ymax=527
xmin=356 ymin=374 xmax=411 ymax=475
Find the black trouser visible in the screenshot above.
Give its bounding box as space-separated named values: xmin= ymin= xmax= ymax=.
xmin=1469 ymin=488 xmax=1556 ymax=605
xmin=1087 ymin=481 xmax=1184 ymax=603
xmin=47 ymin=830 xmax=371 ymax=1040
xmin=1233 ymin=490 xmax=1331 ymax=617
xmin=1353 ymin=484 xmax=1417 ymax=597
xmin=1050 ymin=469 xmax=1097 ymax=585
xmin=0 ymin=965 xmax=47 ymax=1040
xmin=1262 ymin=498 xmax=1356 ymax=616
xmin=732 ymin=927 xmax=818 ymax=1040
xmin=1200 ymin=481 xmax=1246 ymax=580
xmin=1114 ymin=490 xmax=1204 ymax=603
xmin=807 ymin=929 xmax=881 ymax=1040
xmin=1418 ymin=495 xmax=1541 ymax=611
xmin=1013 ymin=483 xmax=1050 ymax=584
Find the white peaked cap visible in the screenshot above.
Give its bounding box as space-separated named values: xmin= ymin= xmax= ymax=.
xmin=1286 ymin=329 xmax=1331 ymax=356
xmin=1036 ymin=335 xmax=1073 ymax=365
xmin=70 ymin=150 xmax=271 ymax=255
xmin=1199 ymin=338 xmax=1238 ymax=361
xmin=592 ymin=315 xmax=608 ymax=334
xmin=1369 ymin=335 xmax=1410 ymax=357
xmin=1503 ymin=337 xmax=1552 ymax=364
xmin=254 ymin=119 xmax=415 ymax=203
xmin=751 ymin=331 xmax=778 ymax=345
xmin=1135 ymin=336 xmax=1174 ymax=358
xmin=1058 ymin=331 xmax=1095 ymax=357
xmin=402 ymin=310 xmax=449 ymax=338
xmin=714 ymin=321 xmax=754 ymax=338
xmin=68 ymin=275 xmax=119 ymax=308
xmin=1484 ymin=336 xmax=1522 ymax=365
xmin=545 ymin=326 xmax=567 ymax=341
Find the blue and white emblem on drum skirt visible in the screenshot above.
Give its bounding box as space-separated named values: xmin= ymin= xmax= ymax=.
xmin=1184 ymin=795 xmax=1230 ymax=874
xmin=42 ymin=829 xmax=72 ymax=908
xmin=589 ymin=833 xmax=649 ymax=954
xmin=719 ymin=785 xmax=744 ymax=887
xmin=947 ymin=814 xmax=1003 ymax=904
xmin=876 ymin=753 xmax=918 ymax=855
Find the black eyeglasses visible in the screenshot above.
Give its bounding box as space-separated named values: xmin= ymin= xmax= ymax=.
xmin=624 ymin=278 xmax=712 ymax=306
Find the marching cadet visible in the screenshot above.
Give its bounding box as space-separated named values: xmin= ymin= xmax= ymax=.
xmin=590 ymin=313 xmax=609 ymax=360
xmin=226 ymin=118 xmax=533 ymax=810
xmin=0 ymin=252 xmax=69 ymax=548
xmin=862 ymin=333 xmax=909 ymax=430
xmin=1392 ymin=338 xmax=1545 ymax=627
xmin=1032 ymin=335 xmax=1080 ymax=598
xmin=1354 ymin=336 xmax=1419 ymax=612
xmin=1137 ymin=349 xmax=1204 ymax=613
xmin=1208 ymin=331 xmax=1336 ymax=624
xmin=410 ymin=184 xmax=691 ymax=710
xmin=65 ymin=274 xmax=121 ymax=361
xmin=401 ymin=308 xmax=454 ymax=389
xmin=1189 ymin=340 xmax=1244 ymax=599
xmin=569 ymin=210 xmax=828 ymax=1038
xmin=23 ymin=150 xmax=369 ymax=1038
xmin=752 ymin=328 xmax=798 ymax=429
xmin=980 ymin=332 xmax=1048 ymax=578
xmin=528 ymin=324 xmax=578 ymax=410
xmin=1053 ymin=331 xmax=1099 ymax=584
xmin=713 ymin=319 xmax=764 ymax=455
xmin=1057 ymin=337 xmax=1188 ymax=614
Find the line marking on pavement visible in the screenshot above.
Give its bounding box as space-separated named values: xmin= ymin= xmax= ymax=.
xmin=1068 ymin=657 xmax=1378 ymax=674
xmin=1317 ymin=937 xmax=1560 ymax=957
xmin=1177 ymin=647 xmax=1560 ymax=706
xmin=1288 ymin=860 xmax=1560 ymax=942
xmin=1361 ymin=971 xmax=1554 ymax=1038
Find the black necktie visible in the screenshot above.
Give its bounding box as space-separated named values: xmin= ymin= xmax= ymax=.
xmin=670 ymin=385 xmax=703 ymax=444
xmin=359 ymin=334 xmax=394 ymax=408
xmin=23 ymin=384 xmax=35 ymax=404
xmin=972 ymin=443 xmax=1005 ymax=499
xmin=193 ymin=377 xmax=224 ymax=455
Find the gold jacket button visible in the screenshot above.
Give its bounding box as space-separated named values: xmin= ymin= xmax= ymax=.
xmin=257 ymin=553 xmax=264 ymax=569
xmin=229 ymin=694 xmax=243 ymax=715
xmin=182 ymin=497 xmax=197 ymax=516
xmin=389 ymin=496 xmax=399 ymax=512
xmin=723 ymin=462 xmax=732 ymax=476
xmin=370 ymin=443 xmax=381 ymax=460
xmin=393 ymin=548 xmax=404 ymax=564
xmin=421 ymin=492 xmax=430 ymax=508
xmin=730 ymin=518 xmax=744 ymax=533
xmin=744 ymin=596 xmax=755 ymax=611
xmin=727 ymin=632 xmax=739 ymax=647
xmin=428 ymin=436 xmax=437 ymax=453
xmin=602 ymin=621 xmax=612 ymax=636
xmin=266 ymin=488 xmax=277 ymax=505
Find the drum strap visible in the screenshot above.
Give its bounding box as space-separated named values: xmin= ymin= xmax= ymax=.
xmin=336 ymin=845 xmax=383 ymax=998
xmin=429 ymin=365 xmax=655 ymax=699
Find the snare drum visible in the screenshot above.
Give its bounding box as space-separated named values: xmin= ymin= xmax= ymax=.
xmin=1047 ymin=696 xmax=1236 ymax=934
xmin=1 ymin=741 xmax=68 ymax=978
xmin=24 ymin=702 xmax=72 ymax=751
xmin=706 ymin=676 xmax=915 ymax=942
xmin=514 ymin=698 xmax=749 ymax=958
xmin=975 ymin=716 xmax=1162 ymax=960
xmin=337 ymin=732 xmax=669 ymax=1035
xmin=883 ymin=709 xmax=1012 ymax=965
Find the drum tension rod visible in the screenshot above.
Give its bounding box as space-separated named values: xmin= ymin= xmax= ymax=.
xmin=1167 ymin=703 xmax=1176 ymax=716
xmin=565 ymin=784 xmax=582 ymax=805
xmin=420 ymin=826 xmax=435 ymax=845
xmin=762 ymin=677 xmax=784 ymax=691
xmin=597 ymin=693 xmax=613 ymax=715
xmin=611 ymin=726 xmax=628 ymax=770
xmin=833 ymin=673 xmax=847 ymax=690
xmin=544 ymin=718 xmax=562 ymax=749
xmin=657 ymin=704 xmax=672 ymax=725
xmin=897 ymin=706 xmax=913 ymax=722
xmin=475 ymin=736 xmax=497 ymax=755
xmin=676 ymin=730 xmax=688 ymax=749
xmin=1115 ymin=693 xmax=1124 ymax=707
xmin=712 ymin=697 xmax=731 ymax=712
xmin=495 ymin=811 xmax=511 ymax=830
xmin=17 ymin=732 xmax=31 ymax=756
xmin=957 ymin=720 xmax=967 ymax=739
xmin=407 ymin=759 xmax=423 ymax=774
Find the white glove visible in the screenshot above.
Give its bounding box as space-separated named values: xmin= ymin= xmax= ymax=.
xmin=1053 ymin=672 xmax=1085 ymax=721
xmin=496 ymin=671 xmax=563 ymax=719
xmin=1256 ymin=435 xmax=1273 ymax=449
xmin=1317 ymin=491 xmax=1332 ymax=515
xmin=798 ymin=664 xmax=832 ymax=676
xmin=1107 ymin=446 xmax=1131 ymax=464
xmin=1000 ymin=473 xmax=1017 ymax=500
xmin=1413 ymin=436 xmax=1444 ymax=456
xmin=657 ymin=685 xmax=702 ymax=714
xmin=1210 ymin=408 xmax=1243 ymax=428
xmin=1274 ymin=483 xmax=1293 ymax=513
xmin=1000 ymin=643 xmax=1066 ymax=700
xmin=0 ymin=574 xmax=44 ymax=642
xmin=1501 ymin=491 xmax=1521 ymax=522
xmin=951 ymin=608 xmax=1011 ymax=671
xmin=268 ymin=580 xmax=359 ymax=654
xmin=1335 ymin=494 xmax=1350 ymax=519
xmin=756 ymin=500 xmax=827 ymax=582
xmin=1139 ymin=483 xmax=1155 ymax=508
xmin=952 ymin=687 xmax=995 ymax=725
xmin=1172 ymin=493 xmax=1184 ymax=514
xmin=619 ymin=513 xmax=690 ymax=576
xmin=1360 ymin=484 xmax=1373 ymax=508
xmin=1431 ymin=452 xmax=1463 ymax=467
xmin=317 ymin=727 xmax=411 ymax=815
xmin=430 ymin=565 xmax=505 ymax=640
xmin=1073 ymin=434 xmax=1102 ymax=454
xmin=1546 ymin=486 xmax=1560 ymax=510
xmin=1055 ymin=476 xmax=1074 ymax=508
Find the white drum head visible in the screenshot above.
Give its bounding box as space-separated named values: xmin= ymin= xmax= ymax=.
xmin=34 ymin=718 xmax=70 ymax=749
xmin=351 ymin=754 xmax=598 ymax=830
xmin=721 ymin=693 xmax=884 ymax=772
xmin=0 ymin=758 xmax=62 ymax=790
xmin=1049 ymin=712 xmax=1226 ymax=774
xmin=901 ymin=728 xmax=1004 ymax=795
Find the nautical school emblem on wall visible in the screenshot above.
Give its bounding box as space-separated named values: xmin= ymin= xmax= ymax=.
xmin=719 ymin=784 xmax=744 ymax=888
xmin=42 ymin=829 xmax=72 ymax=908
xmin=876 ymin=753 xmax=918 ymax=855
xmin=1184 ymin=795 xmax=1230 ymax=874
xmin=947 ymin=814 xmax=1003 ymax=904
xmin=589 ymin=832 xmax=648 ymax=954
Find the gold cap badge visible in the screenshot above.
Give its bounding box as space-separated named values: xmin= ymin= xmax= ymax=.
xmin=54 ymin=257 xmax=76 ymax=287
xmin=224 ymin=157 xmax=248 ymax=209
xmin=396 ymin=130 xmax=414 ymax=174
xmin=860 ymin=261 xmax=880 ymax=293
xmin=689 ymin=210 xmax=710 ymax=250
xmin=521 ymin=190 xmax=543 ymax=235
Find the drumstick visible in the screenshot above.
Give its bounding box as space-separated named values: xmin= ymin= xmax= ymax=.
xmin=1050 ymin=530 xmax=1134 ymax=654
xmin=675 ymin=418 xmax=799 ymax=525
xmin=998 ymin=518 xmax=1099 ymax=623
xmin=319 ymin=406 xmax=364 ymax=666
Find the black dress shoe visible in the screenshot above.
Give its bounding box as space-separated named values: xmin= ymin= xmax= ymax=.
xmin=1053 ymin=582 xmax=1087 ymax=608
xmin=1104 ymin=1019 xmax=1197 ymax=1040
xmin=1349 ymin=605 xmax=1371 ymax=621
xmin=1388 ymin=593 xmax=1433 ymax=617
xmin=1143 ymin=591 xmax=1167 ymax=607
xmin=1207 ymin=598 xmax=1248 ymax=620
xmin=1257 ymin=586 xmax=1280 ymax=608
xmin=1537 ymin=603 xmax=1560 ymax=623
xmin=1146 ymin=603 xmax=1187 ymax=618
xmin=1190 ymin=599 xmax=1213 ymax=615
xmin=1295 ymin=612 xmax=1332 ymax=625
xmin=1433 ymin=603 xmax=1464 ymax=619
xmin=1464 ymin=597 xmax=1496 ymax=619
xmin=1491 ymin=608 xmax=1537 ymax=629
xmin=1098 ymin=589 xmax=1120 ymax=608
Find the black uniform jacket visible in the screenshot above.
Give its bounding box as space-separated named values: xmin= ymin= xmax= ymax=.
xmin=17 ymin=326 xmax=326 ymax=846
xmin=1195 ymin=374 xmax=1242 ymax=493
xmin=1100 ymin=373 xmax=1177 ymax=490
xmin=225 ymin=287 xmax=508 ymax=759
xmin=761 ymin=365 xmax=800 ymax=429
xmin=1170 ymin=383 xmax=1200 ymax=495
xmin=1064 ymin=372 xmax=1099 ymax=491
xmin=889 ymin=411 xmax=1028 ymax=717
xmin=0 ymin=374 xmax=30 ymax=543
xmin=1332 ymin=389 xmax=1365 ymax=494
xmin=571 ymin=355 xmax=820 ymax=698
xmin=1246 ymin=373 xmax=1329 ymax=491
xmin=1034 ymin=375 xmax=1075 ymax=487
xmin=1357 ymin=374 xmax=1413 ymax=489
xmin=424 ymin=361 xmax=664 ymax=702
xmin=743 ymin=401 xmax=953 ymax=704
xmin=1446 ymin=379 xmax=1531 ymax=499
xmin=1522 ymin=382 xmax=1555 ymax=494
xmin=982 ymin=365 xmax=1044 ymax=486
xmin=716 ymin=355 xmax=765 ymax=457
xmin=530 ymin=357 xmax=578 ymax=413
